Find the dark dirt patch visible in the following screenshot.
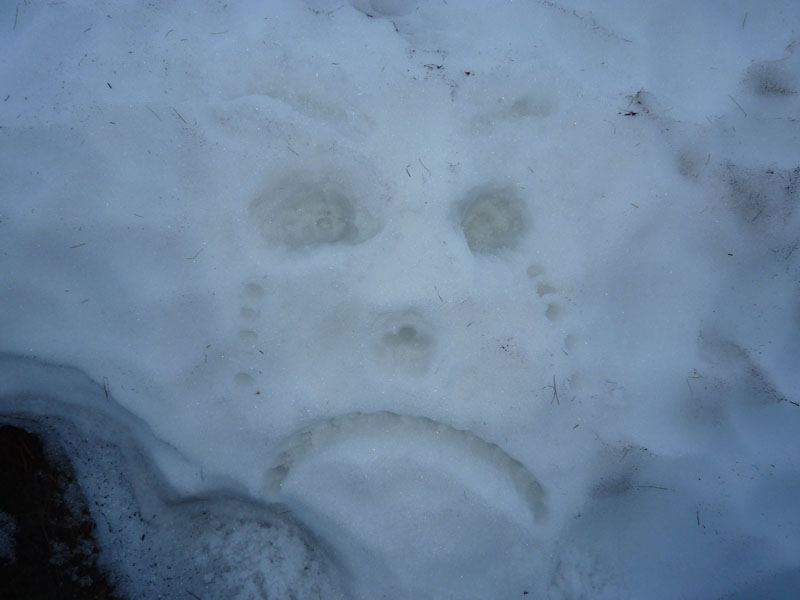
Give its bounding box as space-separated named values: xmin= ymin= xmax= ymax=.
xmin=0 ymin=424 xmax=123 ymax=600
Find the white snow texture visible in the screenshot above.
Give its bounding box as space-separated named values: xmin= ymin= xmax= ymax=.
xmin=1 ymin=0 xmax=799 ymax=599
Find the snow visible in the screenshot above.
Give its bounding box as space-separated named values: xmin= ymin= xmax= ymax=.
xmin=1 ymin=0 xmax=799 ymax=598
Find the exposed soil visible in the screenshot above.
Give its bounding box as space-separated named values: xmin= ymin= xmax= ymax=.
xmin=0 ymin=424 xmax=123 ymax=600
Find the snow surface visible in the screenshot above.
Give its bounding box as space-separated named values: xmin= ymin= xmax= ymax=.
xmin=1 ymin=0 xmax=799 ymax=598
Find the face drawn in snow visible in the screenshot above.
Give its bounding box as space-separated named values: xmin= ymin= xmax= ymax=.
xmin=457 ymin=183 xmax=530 ymax=254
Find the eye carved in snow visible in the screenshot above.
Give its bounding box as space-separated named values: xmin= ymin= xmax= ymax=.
xmin=266 ymin=411 xmax=548 ymax=525
xmin=250 ymin=174 xmax=378 ymax=249
xmin=253 ymin=181 xmax=356 ymax=247
xmin=457 ymin=184 xmax=530 ymax=254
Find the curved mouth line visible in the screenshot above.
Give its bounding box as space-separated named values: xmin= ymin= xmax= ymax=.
xmin=266 ymin=409 xmax=547 ymax=524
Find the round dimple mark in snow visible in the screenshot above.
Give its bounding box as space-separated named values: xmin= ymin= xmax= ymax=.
xmin=242 ymin=283 xmax=265 ymax=300
xmin=526 ymin=264 xmax=545 ymax=278
xmin=458 ymin=184 xmax=530 ymax=254
xmin=240 ymin=306 xmax=259 ymax=320
xmin=537 ymin=282 xmax=557 ymax=297
xmin=237 ymin=329 xmax=258 ymax=344
xmin=545 ymin=303 xmax=563 ymax=321
xmin=233 ymin=372 xmax=254 ymax=387
xmin=371 ymin=310 xmax=435 ymax=375
xmin=508 ymin=93 xmax=555 ymax=118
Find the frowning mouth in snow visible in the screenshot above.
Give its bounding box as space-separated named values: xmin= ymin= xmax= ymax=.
xmin=2 ymin=1 xmax=799 ymax=599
